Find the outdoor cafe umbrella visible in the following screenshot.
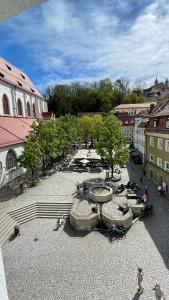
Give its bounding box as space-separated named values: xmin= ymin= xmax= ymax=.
xmin=80 ymin=159 xmax=90 ymax=165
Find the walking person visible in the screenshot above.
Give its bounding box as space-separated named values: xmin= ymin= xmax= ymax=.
xmin=137 ymin=268 xmax=144 ymax=293
xmin=153 ymin=283 xmax=165 ymax=300
xmin=144 ymin=185 xmax=149 ymax=197
xmin=140 ymin=176 xmax=143 ymax=184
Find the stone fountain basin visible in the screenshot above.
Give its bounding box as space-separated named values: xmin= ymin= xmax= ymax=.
xmin=88 ymin=186 xmax=113 ymax=203
xmin=70 ymin=199 xmax=99 ymax=231
xmin=102 ymin=201 xmax=133 ymax=229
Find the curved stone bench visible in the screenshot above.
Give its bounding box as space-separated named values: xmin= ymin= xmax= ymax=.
xmin=126 ymin=199 xmax=144 ymax=217
xmin=70 ymin=199 xmax=99 ymax=231
xmin=102 ymin=201 xmax=133 ymax=229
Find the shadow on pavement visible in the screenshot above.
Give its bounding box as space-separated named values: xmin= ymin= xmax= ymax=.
xmin=63 ymin=220 xmax=90 ymax=238
xmin=131 ymin=290 xmax=143 ymax=300
xmin=127 ymin=160 xmax=169 ymax=270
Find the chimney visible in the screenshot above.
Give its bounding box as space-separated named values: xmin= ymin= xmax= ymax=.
xmin=149 ymin=103 xmax=155 ymax=113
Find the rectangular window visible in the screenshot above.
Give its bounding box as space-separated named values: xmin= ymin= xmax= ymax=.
xmin=157 ymin=157 xmax=162 ymax=168
xmin=154 ymin=119 xmax=157 ymax=128
xmin=149 ymin=154 xmax=154 ymax=162
xmin=166 ymin=120 xmax=169 ymax=129
xmin=165 ymin=140 xmax=169 ymax=152
xmin=150 ymin=137 xmax=154 ymax=147
xmin=165 ymin=161 xmax=169 ymax=172
xmin=158 ymin=138 xmax=163 ymax=150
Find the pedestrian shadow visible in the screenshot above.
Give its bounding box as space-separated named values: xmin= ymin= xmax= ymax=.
xmin=131 ymin=290 xmax=143 ymax=300
xmin=8 ymin=233 xmax=20 ymax=242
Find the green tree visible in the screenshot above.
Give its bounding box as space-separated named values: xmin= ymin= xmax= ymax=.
xmin=123 ymin=92 xmax=145 ymax=104
xmin=95 ymin=114 xmax=129 ymax=177
xmin=18 ymin=135 xmax=42 ymax=184
xmin=32 ymin=121 xmax=60 ymax=175
xmin=77 ymin=115 xmax=92 ymax=144
xmin=55 ymin=114 xmax=78 ymax=156
xmin=91 ymin=114 xmax=103 ymax=145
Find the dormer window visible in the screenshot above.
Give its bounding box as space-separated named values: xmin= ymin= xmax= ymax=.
xmin=30 ymin=88 xmax=35 ymax=93
xmin=17 ymin=81 xmax=22 ymax=87
xmin=154 ymin=118 xmax=158 ymax=128
xmin=21 ymin=74 xmax=25 ymax=79
xmin=6 ymin=64 xmax=11 ymax=71
xmin=166 ymin=118 xmax=169 ymax=129
xmin=0 ymin=72 xmax=4 ymax=78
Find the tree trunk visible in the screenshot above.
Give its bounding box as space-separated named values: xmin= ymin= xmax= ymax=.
xmin=91 ymin=135 xmax=93 ymax=148
xmin=111 ymin=165 xmax=114 ymax=179
xmin=42 ymin=159 xmax=46 ymax=176
xmin=32 ymin=168 xmax=35 ymax=185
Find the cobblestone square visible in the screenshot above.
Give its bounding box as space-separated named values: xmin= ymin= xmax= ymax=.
xmin=2 ymin=162 xmax=169 ymax=299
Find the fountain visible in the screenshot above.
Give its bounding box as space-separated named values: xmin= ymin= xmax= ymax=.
xmin=88 ymin=186 xmax=113 ymax=203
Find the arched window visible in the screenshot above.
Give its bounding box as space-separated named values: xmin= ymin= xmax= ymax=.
xmin=33 ymin=103 xmax=36 ymax=117
xmin=2 ymin=94 xmax=10 ymax=115
xmin=6 ymin=150 xmax=17 ymax=171
xmin=17 ymin=98 xmax=23 ymax=116
xmin=27 ymin=102 xmax=31 ymax=116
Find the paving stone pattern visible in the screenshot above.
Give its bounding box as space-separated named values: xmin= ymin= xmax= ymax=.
xmin=2 ymin=161 xmax=169 ymax=299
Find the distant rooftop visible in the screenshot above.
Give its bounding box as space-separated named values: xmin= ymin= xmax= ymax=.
xmin=114 ymin=103 xmax=154 ymax=109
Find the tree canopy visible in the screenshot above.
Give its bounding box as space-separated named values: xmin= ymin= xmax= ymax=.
xmin=95 ymin=114 xmax=129 ymax=177
xmin=45 ymin=78 xmax=147 ymax=116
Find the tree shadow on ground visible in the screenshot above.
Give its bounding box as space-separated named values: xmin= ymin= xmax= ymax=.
xmin=127 ymin=160 xmax=169 ymax=270
xmin=63 ymin=220 xmax=91 ymax=238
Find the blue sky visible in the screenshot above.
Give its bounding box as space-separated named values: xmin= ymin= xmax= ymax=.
xmin=0 ymin=0 xmax=169 ymax=91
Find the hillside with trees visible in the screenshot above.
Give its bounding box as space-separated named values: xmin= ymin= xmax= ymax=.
xmin=44 ymin=78 xmax=146 ymax=116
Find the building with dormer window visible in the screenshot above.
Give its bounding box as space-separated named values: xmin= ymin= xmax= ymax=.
xmin=0 ymin=57 xmax=48 ymax=187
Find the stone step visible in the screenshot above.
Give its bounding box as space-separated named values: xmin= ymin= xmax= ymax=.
xmin=17 ymin=215 xmax=37 ymax=225
xmin=0 ymin=215 xmax=16 ymax=233
xmin=0 ymin=214 xmax=12 ymax=228
xmin=0 ymin=220 xmax=17 ymax=246
xmin=12 ymin=213 xmax=37 ymax=224
xmin=38 ymin=215 xmax=70 ymax=219
xmin=9 ymin=208 xmax=37 ymax=219
xmin=0 ymin=220 xmax=16 ymax=242
xmin=9 ymin=207 xmax=70 ymax=219
xmin=8 ymin=203 xmax=36 ymax=214
xmin=36 ymin=204 xmax=72 ymax=208
xmin=36 ymin=210 xmax=70 ymax=214
xmin=0 ymin=202 xmax=72 ymax=245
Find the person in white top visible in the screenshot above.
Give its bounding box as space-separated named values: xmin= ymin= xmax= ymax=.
xmin=137 ymin=268 xmax=144 ymax=292
xmin=153 ymin=283 xmax=165 ymax=300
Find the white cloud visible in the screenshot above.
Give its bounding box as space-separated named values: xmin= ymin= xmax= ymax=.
xmin=3 ymin=0 xmax=169 ymax=88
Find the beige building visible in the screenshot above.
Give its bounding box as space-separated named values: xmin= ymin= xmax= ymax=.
xmin=113 ymin=103 xmax=155 ymax=115
xmin=146 ymin=94 xmax=169 ymax=191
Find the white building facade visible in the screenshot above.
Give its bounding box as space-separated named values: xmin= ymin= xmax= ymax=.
xmin=0 ymin=57 xmax=48 ymax=187
xmin=134 ymin=116 xmax=148 ymax=163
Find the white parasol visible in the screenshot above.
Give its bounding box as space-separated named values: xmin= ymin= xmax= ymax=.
xmin=80 ymin=159 xmax=90 ymax=165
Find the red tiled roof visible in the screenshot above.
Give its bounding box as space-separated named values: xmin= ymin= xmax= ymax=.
xmin=0 ymin=116 xmax=35 ymax=148
xmin=117 ymin=114 xmax=135 ymax=126
xmin=0 ymin=57 xmax=43 ymax=99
